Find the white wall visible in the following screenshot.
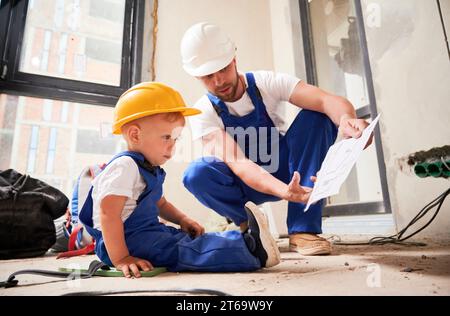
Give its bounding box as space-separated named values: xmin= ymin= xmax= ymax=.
xmin=269 ymin=0 xmax=304 ymax=77
xmin=265 ymin=0 xmax=304 ymax=237
xmin=362 ymin=0 xmax=450 ymax=239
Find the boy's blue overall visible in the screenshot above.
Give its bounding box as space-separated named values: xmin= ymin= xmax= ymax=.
xmin=183 ymin=72 xmax=338 ymax=235
xmin=79 ymin=151 xmax=260 ymax=272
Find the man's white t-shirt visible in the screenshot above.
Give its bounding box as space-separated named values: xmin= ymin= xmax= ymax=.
xmin=91 ymin=156 xmax=146 ymax=230
xmin=188 ymin=71 xmax=301 ymax=141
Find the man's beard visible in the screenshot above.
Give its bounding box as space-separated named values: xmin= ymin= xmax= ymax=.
xmin=214 ymin=72 xmax=239 ymax=102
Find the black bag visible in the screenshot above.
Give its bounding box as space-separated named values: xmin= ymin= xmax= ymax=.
xmin=0 ymin=169 xmax=69 ymax=259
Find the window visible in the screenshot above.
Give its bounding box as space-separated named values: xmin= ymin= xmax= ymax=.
xmin=43 ymin=100 xmax=53 ymax=121
xmin=46 ymin=127 xmax=57 ymax=174
xmin=89 ymin=0 xmax=125 ymax=22
xmin=61 ymin=101 xmax=69 ymax=122
xmin=0 ymin=93 xmax=126 ymax=195
xmin=38 ymin=30 xmax=53 ymax=72
xmin=299 ymin=0 xmax=391 ymax=215
xmin=0 ymin=0 xmax=144 ymax=196
xmin=0 ymin=0 xmax=145 ymax=106
xmin=76 ymin=129 xmax=118 ymax=155
xmin=54 ymin=0 xmax=65 ymax=29
xmin=27 ymin=125 xmax=39 ymax=173
xmin=0 ymin=95 xmax=17 ymax=169
xmin=58 ymin=33 xmax=69 ymax=74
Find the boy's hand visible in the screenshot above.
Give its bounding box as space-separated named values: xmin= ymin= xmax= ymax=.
xmin=115 ymin=256 xmax=153 ymax=278
xmin=180 ymin=217 xmax=205 ymax=238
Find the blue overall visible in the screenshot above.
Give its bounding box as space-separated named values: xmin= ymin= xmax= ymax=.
xmin=183 ymin=73 xmax=337 ymax=235
xmin=79 ymin=151 xmax=260 ymax=272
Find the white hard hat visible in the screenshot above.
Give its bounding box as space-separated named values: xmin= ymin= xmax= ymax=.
xmin=180 ymin=22 xmax=236 ymax=77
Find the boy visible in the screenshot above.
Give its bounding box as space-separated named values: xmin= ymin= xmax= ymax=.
xmin=79 ymin=82 xmax=281 ymax=277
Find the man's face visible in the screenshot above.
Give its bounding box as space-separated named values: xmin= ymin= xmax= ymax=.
xmin=197 ymin=59 xmax=240 ymax=102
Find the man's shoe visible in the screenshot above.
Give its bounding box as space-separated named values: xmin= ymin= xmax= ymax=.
xmin=289 ymin=233 xmax=332 ymax=256
xmin=243 ymin=202 xmax=281 ymax=268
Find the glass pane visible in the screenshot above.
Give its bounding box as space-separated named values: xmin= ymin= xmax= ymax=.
xmin=327 ymin=117 xmax=383 ymax=205
xmin=0 ymin=93 xmax=127 ymax=197
xmin=19 ymin=0 xmax=126 ymax=86
xmin=310 ymin=0 xmax=369 ymax=109
xmin=309 ymin=0 xmax=384 ymax=206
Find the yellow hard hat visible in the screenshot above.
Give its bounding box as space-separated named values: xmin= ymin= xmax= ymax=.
xmin=112 ymin=82 xmax=201 ymax=134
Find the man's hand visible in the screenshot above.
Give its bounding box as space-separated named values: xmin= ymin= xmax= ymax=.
xmin=180 ymin=217 xmax=205 ymax=238
xmin=115 ymin=255 xmax=153 ymax=278
xmin=283 ymin=171 xmax=313 ymax=203
xmin=339 ymin=115 xmax=373 ymax=149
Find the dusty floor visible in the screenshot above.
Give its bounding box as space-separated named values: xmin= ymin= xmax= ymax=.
xmin=1 ymin=236 xmax=449 ymax=296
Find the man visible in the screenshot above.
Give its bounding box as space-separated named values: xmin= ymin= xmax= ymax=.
xmin=181 ymin=22 xmax=373 ymax=256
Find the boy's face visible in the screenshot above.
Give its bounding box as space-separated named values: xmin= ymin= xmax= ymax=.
xmin=128 ymin=113 xmax=185 ymax=166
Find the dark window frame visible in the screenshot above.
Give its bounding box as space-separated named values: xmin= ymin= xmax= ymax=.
xmin=0 ymin=0 xmax=145 ymax=107
xmin=299 ymin=0 xmax=392 ymax=216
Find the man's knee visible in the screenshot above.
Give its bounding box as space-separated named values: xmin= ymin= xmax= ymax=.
xmin=299 ymin=110 xmax=333 ymax=128
xmin=183 ymin=158 xmax=219 ymax=192
xmin=289 ymin=110 xmax=337 ymax=141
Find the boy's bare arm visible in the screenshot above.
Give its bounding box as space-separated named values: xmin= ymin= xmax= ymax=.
xmin=157 ymin=197 xmax=205 ymax=237
xmin=157 ymin=196 xmax=186 ymax=224
xmin=100 ymin=195 xmax=153 ymax=277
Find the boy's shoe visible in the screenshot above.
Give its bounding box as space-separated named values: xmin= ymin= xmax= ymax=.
xmin=289 ymin=233 xmax=332 ymax=255
xmin=243 ymin=202 xmax=281 ymax=268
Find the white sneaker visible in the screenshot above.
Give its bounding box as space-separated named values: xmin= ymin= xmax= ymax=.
xmin=243 ymin=202 xmax=281 ymax=268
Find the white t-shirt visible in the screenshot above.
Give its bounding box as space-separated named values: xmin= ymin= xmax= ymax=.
xmin=188 ymin=70 xmax=301 ymax=141
xmin=91 ymin=156 xmax=146 ymax=230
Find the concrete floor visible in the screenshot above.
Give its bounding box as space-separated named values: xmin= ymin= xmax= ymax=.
xmin=1 ymin=236 xmax=449 ymax=296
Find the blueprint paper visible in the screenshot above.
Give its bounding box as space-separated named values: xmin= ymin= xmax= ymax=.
xmin=304 ymin=115 xmax=380 ymax=212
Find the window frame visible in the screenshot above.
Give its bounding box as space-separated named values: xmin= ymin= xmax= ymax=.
xmin=0 ymin=0 xmax=145 ymax=106
xmin=298 ymin=0 xmax=392 ymax=216
xmin=0 ymin=0 xmax=12 ymax=77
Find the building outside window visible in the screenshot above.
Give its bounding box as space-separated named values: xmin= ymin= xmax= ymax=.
xmin=26 ymin=125 xmax=39 ymax=173
xmin=0 ymin=0 xmax=144 ymax=196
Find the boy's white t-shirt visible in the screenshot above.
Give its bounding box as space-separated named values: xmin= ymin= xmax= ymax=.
xmin=188 ymin=70 xmax=301 ymax=141
xmin=91 ymin=156 xmax=146 ymax=230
